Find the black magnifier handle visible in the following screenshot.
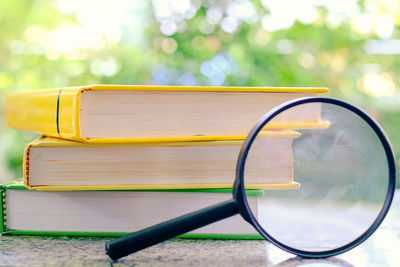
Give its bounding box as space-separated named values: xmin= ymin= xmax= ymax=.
xmin=106 ymin=199 xmax=238 ymax=261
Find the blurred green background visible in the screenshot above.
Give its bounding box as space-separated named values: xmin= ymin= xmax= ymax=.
xmin=0 ymin=0 xmax=399 ymax=184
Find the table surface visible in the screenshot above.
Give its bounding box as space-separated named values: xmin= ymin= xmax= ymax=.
xmin=1 ymin=191 xmax=399 ymax=267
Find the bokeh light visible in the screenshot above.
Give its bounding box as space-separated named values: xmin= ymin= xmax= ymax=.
xmin=361 ymin=72 xmax=396 ymax=98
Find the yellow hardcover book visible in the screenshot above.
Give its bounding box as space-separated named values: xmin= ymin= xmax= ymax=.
xmin=23 ymin=132 xmax=301 ymax=191
xmin=6 ymin=85 xmax=328 ymax=143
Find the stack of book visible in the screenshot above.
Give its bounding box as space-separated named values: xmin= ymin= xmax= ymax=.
xmin=2 ymin=85 xmax=327 ymax=239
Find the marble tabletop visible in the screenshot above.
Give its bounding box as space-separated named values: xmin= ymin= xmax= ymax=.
xmin=1 ymin=192 xmax=399 ymax=267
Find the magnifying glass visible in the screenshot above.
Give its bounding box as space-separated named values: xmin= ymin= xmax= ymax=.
xmin=105 ymin=97 xmax=396 ymax=260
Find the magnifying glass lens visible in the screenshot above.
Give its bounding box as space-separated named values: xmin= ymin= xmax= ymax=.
xmin=244 ymin=101 xmax=389 ymax=252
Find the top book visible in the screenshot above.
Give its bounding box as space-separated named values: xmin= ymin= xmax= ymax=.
xmin=6 ymin=85 xmax=328 ymax=143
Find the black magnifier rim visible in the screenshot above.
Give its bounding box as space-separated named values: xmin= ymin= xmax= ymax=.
xmin=234 ymin=97 xmax=396 ymax=258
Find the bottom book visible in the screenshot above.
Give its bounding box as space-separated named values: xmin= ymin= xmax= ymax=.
xmin=1 ymin=180 xmax=262 ymax=239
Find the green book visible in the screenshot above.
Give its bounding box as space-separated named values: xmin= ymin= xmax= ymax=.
xmin=1 ymin=179 xmax=263 ymax=239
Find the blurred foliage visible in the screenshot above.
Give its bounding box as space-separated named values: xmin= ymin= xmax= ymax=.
xmin=0 ymin=0 xmax=400 ymax=185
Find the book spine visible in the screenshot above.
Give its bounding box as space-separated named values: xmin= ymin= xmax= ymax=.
xmin=0 ymin=187 xmax=6 ymax=233
xmin=23 ymin=144 xmax=32 ymax=188
xmin=5 ymin=88 xmax=82 ymax=141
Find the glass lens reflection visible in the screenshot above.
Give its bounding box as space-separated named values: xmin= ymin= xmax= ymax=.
xmin=244 ymin=102 xmax=389 ymax=252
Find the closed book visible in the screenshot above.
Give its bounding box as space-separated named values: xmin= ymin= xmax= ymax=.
xmin=24 ymin=132 xmax=300 ymax=191
xmin=6 ymin=85 xmax=328 ymax=143
xmin=1 ymin=179 xmax=262 ymax=239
